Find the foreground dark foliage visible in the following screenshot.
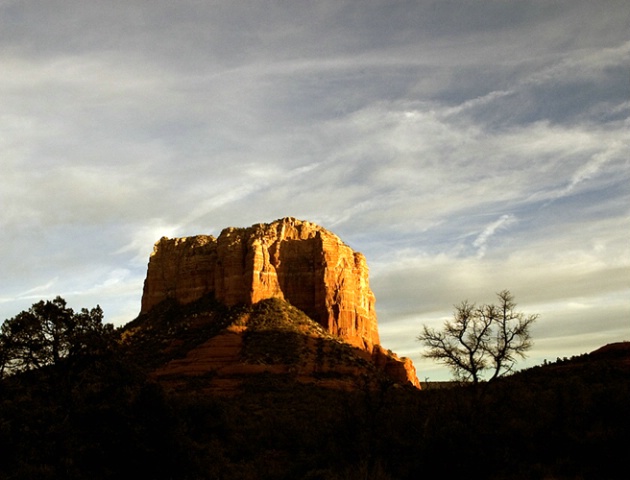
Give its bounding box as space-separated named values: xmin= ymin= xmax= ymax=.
xmin=0 ymin=342 xmax=628 ymax=480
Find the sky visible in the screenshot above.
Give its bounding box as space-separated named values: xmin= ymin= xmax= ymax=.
xmin=1 ymin=0 xmax=628 ymax=380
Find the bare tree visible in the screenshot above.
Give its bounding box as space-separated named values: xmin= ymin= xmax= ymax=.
xmin=418 ymin=290 xmax=537 ymax=383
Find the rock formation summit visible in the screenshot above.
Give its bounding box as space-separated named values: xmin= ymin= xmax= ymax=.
xmin=140 ymin=217 xmax=419 ymax=388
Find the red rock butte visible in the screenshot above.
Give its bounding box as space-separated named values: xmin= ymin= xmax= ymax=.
xmin=141 ymin=217 xmax=419 ymax=387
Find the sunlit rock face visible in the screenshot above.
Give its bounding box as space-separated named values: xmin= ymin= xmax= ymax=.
xmin=371 ymin=345 xmax=420 ymax=389
xmin=141 ymin=217 xmax=380 ymax=352
xmin=140 ymin=217 xmax=420 ymax=388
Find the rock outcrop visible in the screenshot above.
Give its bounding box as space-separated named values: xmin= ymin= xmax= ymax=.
xmin=140 ymin=217 xmax=419 ymax=388
xmin=141 ymin=217 xmax=379 ymax=352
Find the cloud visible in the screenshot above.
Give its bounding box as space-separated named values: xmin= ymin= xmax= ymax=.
xmin=551 ymin=140 xmax=627 ymax=200
xmin=0 ymin=278 xmax=59 ymax=305
xmin=472 ymin=214 xmax=517 ymax=259
xmin=1 ymin=1 xmax=628 ymax=380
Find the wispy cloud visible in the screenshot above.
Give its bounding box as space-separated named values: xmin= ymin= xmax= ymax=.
xmin=0 ymin=278 xmax=59 ymax=305
xmin=1 ymin=0 xmax=628 ymax=379
xmin=473 ymin=214 xmax=517 ymax=259
xmin=552 ymin=140 xmax=627 ymax=200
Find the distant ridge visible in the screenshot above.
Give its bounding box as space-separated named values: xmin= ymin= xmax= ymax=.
xmin=589 ymin=341 xmax=630 ymax=366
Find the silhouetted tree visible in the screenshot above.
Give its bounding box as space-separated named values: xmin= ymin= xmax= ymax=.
xmin=0 ymin=296 xmax=113 ymax=377
xmin=418 ymin=290 xmax=537 ymax=383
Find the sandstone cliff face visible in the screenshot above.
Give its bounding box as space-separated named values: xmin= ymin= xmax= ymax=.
xmin=140 ymin=217 xmax=419 ymax=388
xmin=141 ymin=217 xmax=379 ymax=352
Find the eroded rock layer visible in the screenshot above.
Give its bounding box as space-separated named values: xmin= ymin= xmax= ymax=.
xmin=141 ymin=217 xmax=379 ymax=351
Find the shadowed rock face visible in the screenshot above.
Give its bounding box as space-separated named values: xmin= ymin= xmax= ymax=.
xmin=141 ymin=217 xmax=379 ymax=352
